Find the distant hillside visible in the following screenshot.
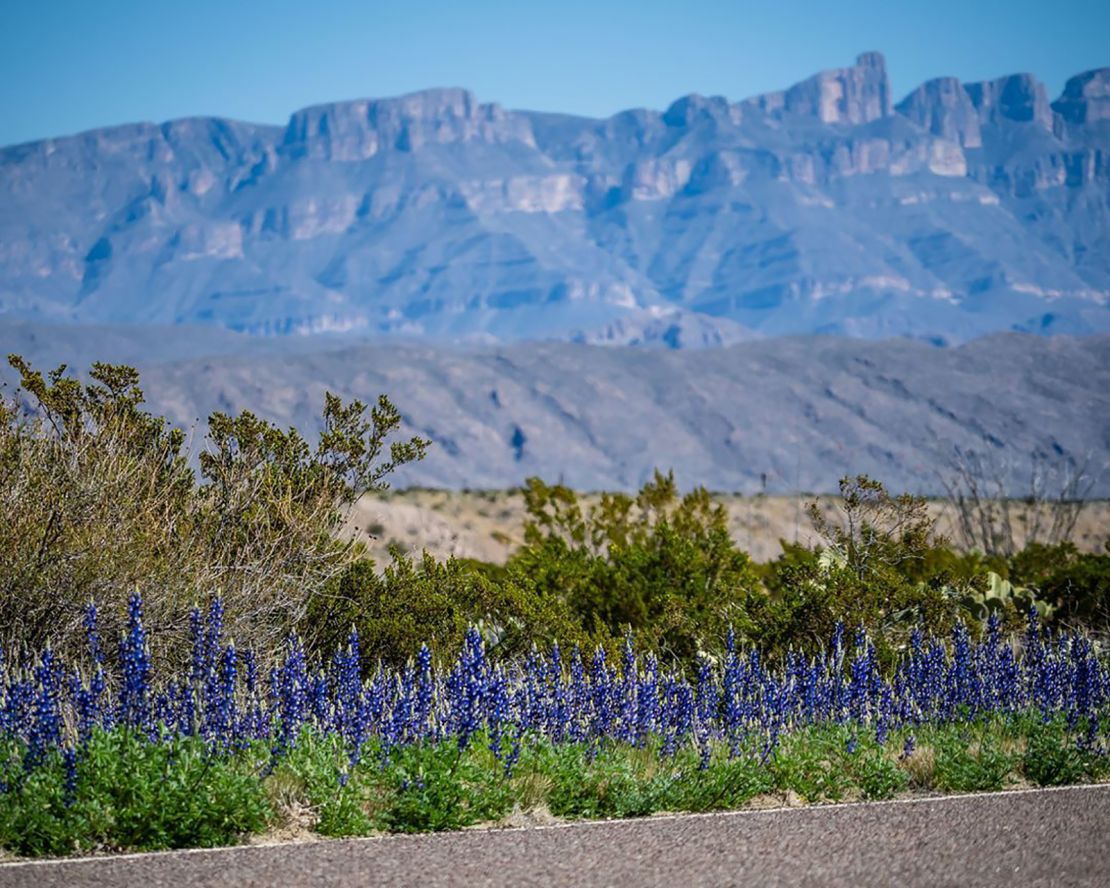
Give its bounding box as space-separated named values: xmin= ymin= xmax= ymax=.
xmin=1 ymin=53 xmax=1108 ymax=345
xmin=3 ymin=323 xmax=1106 ymax=496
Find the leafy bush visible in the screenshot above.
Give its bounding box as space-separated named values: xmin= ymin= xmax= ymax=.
xmin=770 ymin=728 xmax=852 ymax=803
xmin=754 ymin=476 xmax=964 ymax=659
xmin=1020 ymin=717 xmax=1107 ymax=787
xmin=304 ymin=554 xmax=469 ymax=668
xmin=0 ymin=731 xmax=269 ymax=856
xmin=0 ymin=355 xmax=427 ymax=660
xmin=932 ymin=728 xmax=1014 ymax=793
xmin=374 ymin=740 xmax=514 ymax=832
xmin=1033 ymin=546 xmax=1110 ymax=631
xmin=305 ymin=551 xmax=594 ymax=669
xmin=508 ymin=471 xmax=761 ymax=659
xmin=852 ymin=748 xmax=908 ymax=800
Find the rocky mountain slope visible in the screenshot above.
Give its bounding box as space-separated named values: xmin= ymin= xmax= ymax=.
xmin=3 ymin=322 xmax=1106 ymax=496
xmin=1 ymin=53 xmax=1108 ymax=344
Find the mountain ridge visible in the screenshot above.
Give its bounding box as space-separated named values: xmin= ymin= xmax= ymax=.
xmin=2 ymin=52 xmax=1108 ymax=345
xmin=1 ymin=321 xmax=1106 ymax=497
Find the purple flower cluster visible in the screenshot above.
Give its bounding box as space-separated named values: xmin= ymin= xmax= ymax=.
xmin=2 ymin=596 xmax=1107 ymax=787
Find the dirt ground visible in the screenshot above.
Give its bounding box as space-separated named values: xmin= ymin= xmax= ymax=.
xmin=345 ymin=490 xmax=1110 ymax=566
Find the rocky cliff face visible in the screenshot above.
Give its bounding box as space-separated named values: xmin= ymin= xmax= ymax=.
xmin=896 ymin=78 xmax=983 ymax=148
xmin=282 ymin=89 xmax=536 ymax=161
xmin=1 ymin=52 xmax=1107 ymax=343
xmin=1053 ymin=69 xmax=1110 ymax=124
xmin=748 ymin=51 xmax=892 ymax=124
xmin=965 ymin=73 xmax=1054 ymax=129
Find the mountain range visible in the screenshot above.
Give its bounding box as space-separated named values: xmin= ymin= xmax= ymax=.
xmin=1 ymin=320 xmax=1107 ymax=496
xmin=2 ymin=52 xmax=1109 ymax=345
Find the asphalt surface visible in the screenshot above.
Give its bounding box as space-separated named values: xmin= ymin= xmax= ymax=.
xmin=2 ymin=785 xmax=1107 ymax=887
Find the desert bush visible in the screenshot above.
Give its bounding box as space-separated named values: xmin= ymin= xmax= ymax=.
xmin=939 ymin=448 xmax=1099 ymax=557
xmin=931 ymin=728 xmax=1014 ymax=793
xmin=753 ymin=476 xmax=963 ymax=658
xmin=304 ymin=551 xmax=594 ymax=669
xmin=1028 ymin=544 xmax=1110 ymax=631
xmin=0 ymin=355 xmax=427 ymax=660
xmin=303 ymin=554 xmax=470 ymax=667
xmin=507 ymin=471 xmax=762 ymax=660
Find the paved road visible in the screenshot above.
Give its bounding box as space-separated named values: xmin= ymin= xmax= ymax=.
xmin=2 ymin=785 xmax=1107 ymax=887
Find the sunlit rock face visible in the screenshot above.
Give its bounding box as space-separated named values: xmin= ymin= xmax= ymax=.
xmin=1053 ymin=69 xmax=1110 ymax=125
xmin=897 ymin=78 xmax=983 ymax=148
xmin=282 ymin=89 xmax=537 ymax=161
xmin=748 ymin=51 xmax=893 ymax=125
xmin=1 ymin=53 xmax=1108 ymax=343
xmin=965 ymin=73 xmax=1055 ymax=129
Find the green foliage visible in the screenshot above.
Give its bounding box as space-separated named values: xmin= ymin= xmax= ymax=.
xmin=931 ymin=727 xmax=1015 ymax=793
xmin=3 ymin=716 xmax=1106 ymax=858
xmin=304 ymin=554 xmax=470 ymax=667
xmin=373 ymin=741 xmax=513 ymax=833
xmin=1021 ymin=717 xmax=1108 ymax=787
xmin=960 ymin=570 xmax=1055 ymax=626
xmin=769 ymin=727 xmax=853 ymax=802
xmin=754 ymin=476 xmax=963 ymax=659
xmin=807 ymin=475 xmax=937 ymax=584
xmin=508 ymin=471 xmax=761 ymax=659
xmin=1032 ymin=545 xmax=1110 ymax=630
xmin=304 ymin=551 xmax=592 ymax=668
xmin=543 ymin=744 xmax=670 ymax=819
xmin=852 ymin=748 xmax=908 ymax=800
xmin=0 ymin=731 xmax=269 ymax=856
xmin=659 ymin=753 xmax=774 ymax=812
xmin=1 ymin=358 xmax=197 ymax=656
xmin=273 ymin=730 xmax=513 ymax=835
xmin=769 ymin=726 xmax=909 ymax=802
xmin=0 ymin=355 xmax=427 ymax=660
xmin=969 ymin=542 xmax=1110 ymax=632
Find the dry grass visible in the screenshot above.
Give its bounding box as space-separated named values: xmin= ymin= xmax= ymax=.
xmin=347 ymin=490 xmax=1110 ymax=566
xmin=898 ymin=746 xmax=938 ymax=790
xmin=259 ymin=772 xmax=321 ymax=843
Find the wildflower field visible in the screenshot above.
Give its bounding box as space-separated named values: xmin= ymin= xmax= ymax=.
xmin=2 ymin=592 xmax=1107 ymax=857
xmin=3 ymin=357 xmax=1108 ymax=858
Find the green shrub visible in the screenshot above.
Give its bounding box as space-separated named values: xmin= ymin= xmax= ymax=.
xmin=374 ymin=740 xmax=513 ymax=832
xmin=0 ymin=731 xmax=269 ymax=856
xmin=770 ymin=728 xmax=853 ymax=802
xmin=304 ymin=554 xmax=469 ymax=668
xmin=754 ymin=477 xmax=963 ymax=660
xmin=932 ymin=729 xmax=1014 ymax=793
xmin=1035 ymin=546 xmax=1110 ymax=631
xmin=0 ymin=355 xmax=427 ymax=661
xmin=508 ymin=471 xmax=761 ymax=660
xmin=1020 ymin=718 xmax=1105 ymax=787
xmin=304 ymin=551 xmax=593 ymax=668
xmin=543 ymin=744 xmax=668 ymax=819
xmin=661 ymin=754 xmax=774 ymax=812
xmin=852 ymin=748 xmax=908 ymax=800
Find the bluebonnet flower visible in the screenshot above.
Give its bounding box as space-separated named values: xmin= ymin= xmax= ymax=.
xmin=84 ymin=602 xmax=104 ymax=666
xmin=117 ymin=593 xmax=152 ymax=733
xmin=26 ymin=648 xmax=63 ymax=767
xmin=414 ymin=644 xmax=435 ymax=741
xmin=3 ymin=591 xmax=1108 ymax=796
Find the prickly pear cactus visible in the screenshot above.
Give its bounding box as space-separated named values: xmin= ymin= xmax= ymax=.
xmin=964 ymin=571 xmax=1055 ymax=621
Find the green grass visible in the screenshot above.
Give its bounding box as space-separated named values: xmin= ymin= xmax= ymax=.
xmin=2 ymin=714 xmax=1107 ymax=857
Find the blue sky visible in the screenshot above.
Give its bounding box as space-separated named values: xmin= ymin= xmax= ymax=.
xmin=1 ymin=0 xmax=1108 ymax=145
